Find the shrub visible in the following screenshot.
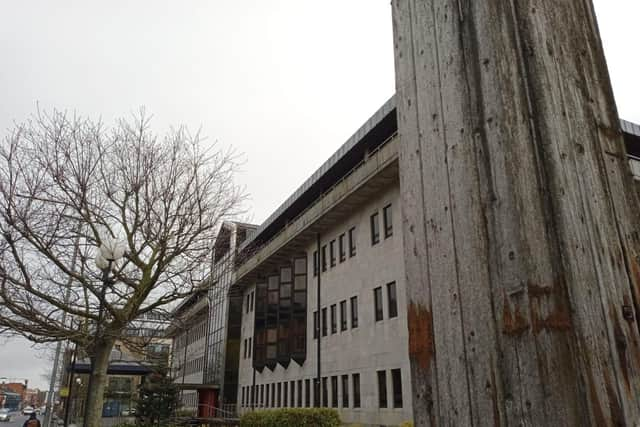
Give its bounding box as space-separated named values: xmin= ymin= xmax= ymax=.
xmin=399 ymin=422 xmax=414 ymax=427
xmin=239 ymin=408 xmax=340 ymax=427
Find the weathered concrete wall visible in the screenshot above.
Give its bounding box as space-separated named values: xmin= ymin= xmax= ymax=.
xmin=392 ymin=0 xmax=640 ymax=426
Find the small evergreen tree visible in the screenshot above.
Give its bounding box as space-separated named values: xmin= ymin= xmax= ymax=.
xmin=136 ymin=371 xmax=179 ymax=426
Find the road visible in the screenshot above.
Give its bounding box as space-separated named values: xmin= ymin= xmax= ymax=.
xmin=2 ymin=412 xmax=39 ymax=427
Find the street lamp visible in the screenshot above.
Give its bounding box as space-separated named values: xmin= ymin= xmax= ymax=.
xmin=82 ymin=238 xmax=125 ymax=427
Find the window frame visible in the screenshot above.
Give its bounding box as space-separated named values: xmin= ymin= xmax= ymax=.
xmin=341 ymin=374 xmax=349 ymax=408
xmin=391 ymin=368 xmax=403 ymax=408
xmin=340 ymin=300 xmax=347 ymax=331
xmin=383 ymin=204 xmax=393 ymax=238
xmin=370 ymin=212 xmax=380 ymax=245
xmin=378 ymin=370 xmax=388 ymax=408
xmin=330 ymin=239 xmax=336 ymax=267
xmin=330 ymin=304 xmax=337 ymax=334
xmin=350 ymin=296 xmax=358 ymax=328
xmin=322 ymin=307 xmax=328 ymax=337
xmin=374 ymin=286 xmax=384 ymax=321
xmin=353 ymin=373 xmax=361 ymax=408
xmin=348 ymin=227 xmax=356 ymax=257
xmin=387 ymin=281 xmax=398 ymax=318
xmin=331 ymin=376 xmax=338 ymax=408
xmin=339 ymin=233 xmax=346 ymax=262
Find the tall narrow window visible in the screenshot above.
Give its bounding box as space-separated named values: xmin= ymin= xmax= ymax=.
xmin=265 ymin=383 xmax=270 ymax=408
xmin=246 ymin=293 xmax=251 ymax=313
xmin=350 ymin=296 xmax=358 ymax=328
xmin=331 ymin=376 xmax=338 ymax=408
xmin=341 ymin=375 xmax=349 ymax=408
xmin=387 ymin=282 xmax=398 ymax=318
xmin=250 ymin=291 xmax=254 ymax=311
xmin=353 ymin=373 xmax=361 ymax=408
xmin=383 ymin=204 xmax=393 ymax=238
xmin=370 ymin=212 xmax=380 ymax=245
xmin=305 ymin=379 xmax=311 ymax=407
xmin=322 ymin=377 xmax=328 ymax=408
xmin=283 ymin=381 xmax=287 ymax=407
xmin=313 ymin=311 xmax=319 ymax=339
xmin=290 ymin=381 xmax=295 ymax=407
xmin=374 ymin=287 xmax=384 ymax=321
xmin=277 ymin=382 xmax=282 ymax=407
xmin=391 ymin=368 xmax=403 ymax=408
xmin=314 ymin=379 xmax=320 ymax=407
xmin=348 ymin=227 xmax=356 ymax=257
xmin=243 ymin=338 xmax=247 ymax=359
xmin=330 ymin=240 xmax=336 ymax=267
xmin=322 ymin=307 xmax=327 ymax=336
xmin=260 ymin=384 xmax=264 ymax=407
xmin=321 ymin=245 xmax=327 ymax=271
xmin=340 ymin=300 xmax=347 ymax=331
xmin=339 ymin=233 xmax=346 ymax=262
xmin=271 ymin=383 xmax=276 ymax=407
xmin=330 ymin=304 xmax=337 ymax=334
xmin=249 ymin=337 xmax=252 ymax=358
xmin=377 ymin=370 xmax=388 ymax=408
xmin=241 ymin=387 xmax=245 ymax=407
xmin=297 ymin=380 xmax=303 ymax=407
xmin=313 ymin=250 xmax=319 ymax=276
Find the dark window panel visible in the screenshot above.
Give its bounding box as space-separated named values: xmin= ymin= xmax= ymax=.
xmin=348 ymin=227 xmax=356 ymax=257
xmin=321 ymin=245 xmax=327 ymax=271
xmin=330 ymin=240 xmax=336 ymax=267
xmin=340 ymin=300 xmax=347 ymax=331
xmin=370 ymin=212 xmax=380 ymax=245
xmin=290 ymin=380 xmax=295 ymax=407
xmin=322 ymin=377 xmax=328 ymax=408
xmin=374 ymin=286 xmax=384 ymax=321
xmin=331 ymin=376 xmax=338 ymax=408
xmin=392 ymin=368 xmax=403 ymax=408
xmin=297 ymin=380 xmax=303 ymax=407
xmin=271 ymin=383 xmax=276 ymax=407
xmin=330 ymin=304 xmax=337 ymax=334
xmin=266 ymin=383 xmax=270 ymax=408
xmin=339 ymin=233 xmax=346 ymax=262
xmin=378 ymin=370 xmax=388 ymax=408
xmin=313 ymin=251 xmax=319 ymax=276
xmin=322 ymin=307 xmax=328 ymax=336
xmin=305 ymin=379 xmax=311 ymax=407
xmin=282 ymin=381 xmax=287 ymax=407
xmin=383 ymin=204 xmax=393 ymax=238
xmin=341 ymin=375 xmax=349 ymax=408
xmin=353 ymin=373 xmax=361 ymax=408
xmin=387 ymin=281 xmax=398 ymax=318
xmin=313 ymin=311 xmax=319 ymax=339
xmin=351 ymin=296 xmax=358 ymax=328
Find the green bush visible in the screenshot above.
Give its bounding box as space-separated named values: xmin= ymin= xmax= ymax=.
xmin=239 ymin=408 xmax=340 ymax=427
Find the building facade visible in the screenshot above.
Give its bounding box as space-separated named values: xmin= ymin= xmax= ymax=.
xmin=171 ymin=95 xmax=640 ymax=426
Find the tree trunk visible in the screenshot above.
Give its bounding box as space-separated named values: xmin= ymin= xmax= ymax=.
xmin=392 ymin=0 xmax=640 ymax=426
xmin=84 ymin=339 xmax=114 ymax=427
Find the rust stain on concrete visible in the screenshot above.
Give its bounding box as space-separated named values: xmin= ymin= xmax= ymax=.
xmin=408 ymin=301 xmax=434 ymax=370
xmin=503 ymin=294 xmax=530 ymax=336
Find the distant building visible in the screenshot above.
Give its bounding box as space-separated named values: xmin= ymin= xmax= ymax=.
xmin=0 ymin=382 xmax=27 ymax=406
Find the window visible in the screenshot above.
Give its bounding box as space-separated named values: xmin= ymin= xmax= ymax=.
xmin=290 ymin=381 xmax=295 ymax=407
xmin=265 ymin=383 xmax=270 ymax=407
xmin=341 ymin=375 xmax=349 ymax=407
xmin=260 ymin=384 xmax=264 ymax=407
xmin=242 ymin=387 xmax=246 ymax=407
xmin=383 ymin=204 xmax=393 ymax=238
xmin=330 ymin=240 xmax=336 ymax=267
xmin=348 ymin=227 xmax=356 ymax=257
xmin=392 ymin=368 xmax=403 ymax=408
xmin=321 ymin=245 xmax=327 ymax=271
xmin=370 ymin=212 xmax=380 ymax=245
xmin=339 ymin=233 xmax=346 ymax=262
xmin=250 ymin=291 xmax=254 ymax=311
xmin=353 ymin=373 xmax=361 ymax=408
xmin=271 ymin=383 xmax=276 ymax=408
xmin=313 ymin=311 xmax=319 ymax=339
xmin=297 ymin=380 xmax=303 ymax=407
xmin=340 ymin=300 xmax=347 ymax=331
xmin=350 ymin=296 xmax=358 ymax=328
xmin=374 ymin=287 xmax=384 ymax=321
xmin=305 ymin=379 xmax=311 ymax=407
xmin=330 ymin=304 xmax=337 ymax=334
xmin=322 ymin=307 xmax=328 ymax=336
xmin=314 ymin=379 xmax=320 ymax=407
xmin=243 ymin=338 xmax=247 ymax=359
xmin=387 ymin=282 xmax=398 ymax=318
xmin=322 ymin=377 xmax=328 ymax=407
xmin=313 ymin=250 xmax=319 ymax=276
xmin=282 ymin=381 xmax=287 ymax=407
xmin=378 ymin=370 xmax=388 ymax=408
xmin=330 ymin=376 xmax=338 ymax=408
xmin=246 ymin=293 xmax=251 ymax=313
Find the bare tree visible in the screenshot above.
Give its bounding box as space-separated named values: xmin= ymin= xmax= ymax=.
xmin=0 ymin=109 xmax=245 ymax=427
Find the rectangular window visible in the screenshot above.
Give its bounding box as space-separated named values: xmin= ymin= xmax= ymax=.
xmin=374 ymin=286 xmax=384 ymax=321
xmin=321 ymin=245 xmax=327 ymax=271
xmin=260 ymin=384 xmax=264 ymax=407
xmin=243 ymin=338 xmax=247 ymax=359
xmin=249 ymin=337 xmax=253 ymax=358
xmin=330 ymin=304 xmax=337 ymax=334
xmin=297 ymin=380 xmax=303 ymax=407
xmin=282 ymin=381 xmax=287 ymax=407
xmin=314 ymin=379 xmax=320 ymax=407
xmin=340 ymin=300 xmax=347 ymax=331
xmin=370 ymin=212 xmax=380 ymax=245
xmin=353 ymin=374 xmax=361 ymax=408
xmin=251 ymin=291 xmax=254 ymax=311
xmin=383 ymin=204 xmax=393 ymax=238
xmin=322 ymin=307 xmax=328 ymax=336
xmin=350 ymin=296 xmax=358 ymax=328
xmin=246 ymin=293 xmax=250 ymax=313
xmin=242 ymin=387 xmax=245 ymax=407
xmin=313 ymin=250 xmax=319 ymax=276
xmin=378 ymin=370 xmax=388 ymax=408
xmin=341 ymin=375 xmax=349 ymax=408
xmin=348 ymin=227 xmax=356 ymax=257
xmin=266 ymin=383 xmax=270 ymax=408
xmin=339 ymin=233 xmax=346 ymax=262
xmin=387 ymin=282 xmax=398 ymax=318
xmin=392 ymin=368 xmax=403 ymax=408
xmin=313 ymin=311 xmax=319 ymax=339
xmin=331 ymin=376 xmax=338 ymax=408
xmin=305 ymin=379 xmax=311 ymax=407
xmin=271 ymin=383 xmax=276 ymax=408
xmin=290 ymin=381 xmax=295 ymax=407
xmin=322 ymin=377 xmax=328 ymax=408
xmin=330 ymin=240 xmax=336 ymax=267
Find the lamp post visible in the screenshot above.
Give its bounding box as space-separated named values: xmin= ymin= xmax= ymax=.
xmin=82 ymin=238 xmax=125 ymax=427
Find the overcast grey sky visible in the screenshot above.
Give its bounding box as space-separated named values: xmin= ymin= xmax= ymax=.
xmin=0 ymin=1 xmax=638 ymax=390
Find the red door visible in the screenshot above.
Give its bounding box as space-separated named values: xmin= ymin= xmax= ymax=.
xmin=198 ymin=389 xmax=217 ymax=417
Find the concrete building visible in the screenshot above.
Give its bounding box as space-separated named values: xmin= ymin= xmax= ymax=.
xmin=170 ymin=95 xmax=640 ymax=426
